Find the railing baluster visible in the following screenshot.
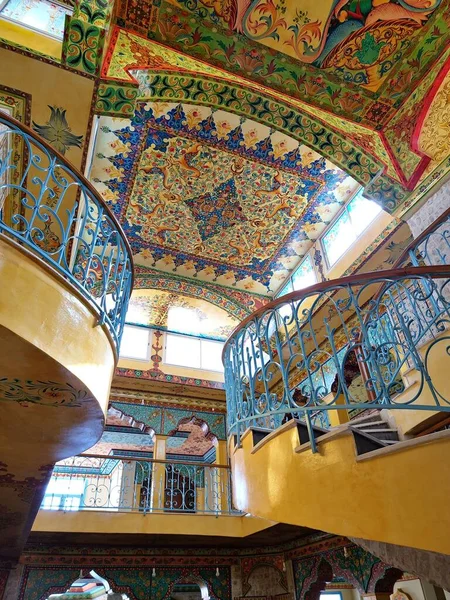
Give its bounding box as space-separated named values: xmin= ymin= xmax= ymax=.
xmin=0 ymin=113 xmax=133 ymax=351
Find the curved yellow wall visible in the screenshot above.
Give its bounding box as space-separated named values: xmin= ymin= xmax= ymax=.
xmin=231 ymin=424 xmax=450 ymax=555
xmin=0 ymin=239 xmax=115 ymax=410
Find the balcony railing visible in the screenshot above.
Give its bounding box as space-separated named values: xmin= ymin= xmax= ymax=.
xmin=223 ymin=264 xmax=450 ymax=450
xmin=0 ymin=113 xmax=133 ymax=349
xmin=41 ymin=455 xmax=236 ymax=515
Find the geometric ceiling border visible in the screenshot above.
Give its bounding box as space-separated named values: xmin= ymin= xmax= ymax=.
xmin=133 ymin=268 xmax=264 ymax=322
xmin=116 ymin=0 xmax=450 ymax=131
xmin=112 ymin=70 xmax=408 ymax=213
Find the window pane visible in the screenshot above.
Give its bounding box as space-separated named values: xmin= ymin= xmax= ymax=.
xmin=165 ymin=333 xmax=201 ymax=369
xmin=120 ymin=325 xmax=150 ymax=360
xmin=200 ymin=339 xmax=224 ymax=372
xmin=0 ymin=0 xmax=71 ymax=38
xmin=42 ymin=494 xmax=61 ymax=510
xmin=276 ymin=279 xmax=293 ymax=298
xmin=292 ymin=255 xmax=316 ymax=291
xmin=168 ymin=306 xmax=203 ymax=336
xmin=320 ymin=594 xmax=342 ymax=600
xmin=63 ymin=496 xmax=81 ymax=511
xmin=348 ymin=193 xmax=382 ymax=236
xmin=322 ymin=210 xmax=356 ymax=266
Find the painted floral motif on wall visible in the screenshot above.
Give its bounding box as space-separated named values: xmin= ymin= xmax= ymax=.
xmin=0 ymin=379 xmax=88 ymax=407
xmin=162 ymin=0 xmax=441 ymax=90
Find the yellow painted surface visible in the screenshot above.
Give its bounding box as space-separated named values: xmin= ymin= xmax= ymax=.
xmin=0 ymin=18 xmax=62 ymax=59
xmin=231 ymin=425 xmax=450 ymax=554
xmin=0 ymin=239 xmax=115 ymax=414
xmin=0 ymin=46 xmax=94 ymax=169
xmin=32 ymin=510 xmax=276 ymax=537
xmin=388 ymin=332 xmax=450 ymax=435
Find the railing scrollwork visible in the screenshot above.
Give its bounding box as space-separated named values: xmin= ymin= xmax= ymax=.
xmin=0 ymin=113 xmax=133 ymax=350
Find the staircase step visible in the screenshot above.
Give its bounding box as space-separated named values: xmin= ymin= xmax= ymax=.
xmin=249 ymin=427 xmax=272 ymax=447
xmin=352 ymin=420 xmax=387 ymax=429
xmin=350 ymin=428 xmax=388 ymax=456
xmin=296 ymin=421 xmax=328 ymax=446
xmin=349 ymin=412 xmax=384 ymax=426
xmin=360 ymin=428 xmax=399 ymax=441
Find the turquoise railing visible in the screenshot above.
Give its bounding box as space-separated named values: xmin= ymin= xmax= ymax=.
xmin=42 ymin=454 xmax=236 ymax=515
xmin=223 ymin=265 xmax=450 ymax=451
xmin=0 ymin=112 xmax=133 ymax=350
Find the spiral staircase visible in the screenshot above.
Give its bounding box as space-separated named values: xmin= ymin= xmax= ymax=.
xmin=0 ymin=113 xmax=133 ymax=560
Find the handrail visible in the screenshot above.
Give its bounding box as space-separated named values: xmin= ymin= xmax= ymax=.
xmin=394 ymin=206 xmax=450 ymax=269
xmin=0 ymin=112 xmax=135 ymax=272
xmin=0 ymin=112 xmax=134 ymax=349
xmin=222 ymin=265 xmax=450 ymax=450
xmin=79 ymin=453 xmax=230 ymax=469
xmin=223 ymin=265 xmax=450 ymax=357
xmin=43 ymin=454 xmax=235 ymax=514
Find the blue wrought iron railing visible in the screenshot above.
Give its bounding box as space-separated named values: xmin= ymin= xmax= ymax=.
xmin=223 ymin=265 xmax=450 ymax=451
xmin=405 ymin=208 xmax=450 ymax=268
xmin=0 ymin=112 xmax=133 ymax=350
xmin=41 ymin=454 xmax=236 ymax=515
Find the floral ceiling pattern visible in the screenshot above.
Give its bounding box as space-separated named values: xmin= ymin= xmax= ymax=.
xmin=113 ymin=0 xmax=448 ymax=121
xmin=90 ymin=102 xmax=359 ymax=294
xmin=126 ymin=289 xmax=240 ymax=340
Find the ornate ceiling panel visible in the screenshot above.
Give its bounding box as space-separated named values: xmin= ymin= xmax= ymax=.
xmin=126 ymin=289 xmax=240 ymax=340
xmin=112 ymin=0 xmax=449 ymax=126
xmin=90 ymin=102 xmax=359 ymax=294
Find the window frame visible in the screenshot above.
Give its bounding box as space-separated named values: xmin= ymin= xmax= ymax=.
xmin=0 ymin=0 xmax=72 ymax=41
xmin=42 ymin=477 xmax=86 ymax=511
xmin=321 ymin=189 xmax=382 ymax=269
xmin=119 ymin=324 xmax=151 ymax=362
xmin=164 ymin=331 xmax=224 ymax=373
xmin=275 ymin=252 xmax=316 ymax=299
xmin=319 ymin=592 xmax=343 ymax=600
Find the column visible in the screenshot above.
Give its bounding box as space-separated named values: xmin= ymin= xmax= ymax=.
xmin=215 ymin=440 xmax=230 ymax=514
xmin=1 ymin=562 xmax=24 ymax=600
xmin=118 ymin=460 xmax=137 ymax=510
xmin=322 ymin=392 xmax=350 ymax=427
xmin=150 ymin=435 xmax=166 ymax=512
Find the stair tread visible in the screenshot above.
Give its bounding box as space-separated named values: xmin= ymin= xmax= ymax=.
xmin=352 ymin=420 xmax=386 ymax=428
xmin=359 ymin=428 xmax=398 ymax=433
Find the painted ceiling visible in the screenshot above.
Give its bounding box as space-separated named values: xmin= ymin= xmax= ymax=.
xmin=113 ymin=0 xmax=447 ymax=114
xmin=90 ymin=102 xmax=359 ymax=294
xmin=87 ymin=417 xmax=215 ymax=458
xmin=126 ymin=289 xmax=240 ymax=339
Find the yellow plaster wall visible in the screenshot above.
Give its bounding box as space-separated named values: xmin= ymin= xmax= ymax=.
xmin=0 ymin=238 xmax=115 ymax=414
xmin=231 ymin=425 xmax=450 ymax=555
xmin=0 ymin=19 xmax=62 ymax=59
xmin=32 ymin=510 xmax=276 ymax=537
xmin=0 ymin=46 xmax=94 ymax=169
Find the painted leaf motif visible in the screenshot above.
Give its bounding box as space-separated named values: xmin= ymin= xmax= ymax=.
xmin=32 ymin=106 xmax=83 ymax=155
xmin=355 ymin=33 xmax=386 ymax=66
